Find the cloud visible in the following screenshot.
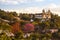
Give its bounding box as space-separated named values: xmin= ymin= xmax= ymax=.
xmin=49 ymin=0 xmax=54 ymax=1
xmin=0 ymin=0 xmax=27 ymax=5
xmin=35 ymin=0 xmax=44 ymax=2
xmin=4 ymin=3 xmax=60 ymax=16
xmin=43 ymin=3 xmax=60 ymax=15
xmin=4 ymin=7 xmax=42 ymax=13
xmin=21 ymin=7 xmax=42 ymax=13
xmin=20 ymin=3 xmax=60 ymax=16
xmin=44 ymin=3 xmax=57 ymax=9
xmin=0 ymin=0 xmax=18 ymax=5
xmin=6 ymin=1 xmax=18 ymax=5
xmin=0 ymin=0 xmax=45 ymax=5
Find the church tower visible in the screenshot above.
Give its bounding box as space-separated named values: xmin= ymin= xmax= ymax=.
xmin=42 ymin=9 xmax=46 ymax=19
xmin=46 ymin=10 xmax=51 ymax=19
xmin=42 ymin=9 xmax=45 ymax=14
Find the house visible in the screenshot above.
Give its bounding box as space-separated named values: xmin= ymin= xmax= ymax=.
xmin=50 ymin=29 xmax=58 ymax=33
xmin=34 ymin=13 xmax=43 ymax=19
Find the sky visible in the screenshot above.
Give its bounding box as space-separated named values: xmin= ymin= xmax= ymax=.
xmin=0 ymin=0 xmax=60 ymax=15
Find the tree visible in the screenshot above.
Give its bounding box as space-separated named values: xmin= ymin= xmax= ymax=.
xmin=24 ymin=23 xmax=34 ymax=33
xmin=11 ymin=22 xmax=20 ymax=34
xmin=0 ymin=22 xmax=11 ymax=31
xmin=21 ymin=14 xmax=30 ymax=21
xmin=0 ymin=33 xmax=12 ymax=40
xmin=10 ymin=12 xmax=18 ymax=17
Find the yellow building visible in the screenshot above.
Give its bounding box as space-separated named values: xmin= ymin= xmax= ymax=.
xmin=42 ymin=9 xmax=51 ymax=19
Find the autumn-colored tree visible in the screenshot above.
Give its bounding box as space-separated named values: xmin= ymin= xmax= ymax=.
xmin=24 ymin=23 xmax=34 ymax=33
xmin=11 ymin=22 xmax=20 ymax=34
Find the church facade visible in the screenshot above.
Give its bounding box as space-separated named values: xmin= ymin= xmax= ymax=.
xmin=30 ymin=9 xmax=52 ymax=22
xmin=34 ymin=9 xmax=51 ymax=19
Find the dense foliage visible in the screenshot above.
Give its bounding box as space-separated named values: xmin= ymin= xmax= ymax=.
xmin=0 ymin=9 xmax=60 ymax=40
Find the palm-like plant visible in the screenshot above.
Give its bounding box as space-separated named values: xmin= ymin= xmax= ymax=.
xmin=0 ymin=22 xmax=12 ymax=34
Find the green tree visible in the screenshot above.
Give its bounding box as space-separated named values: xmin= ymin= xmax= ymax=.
xmin=21 ymin=14 xmax=30 ymax=21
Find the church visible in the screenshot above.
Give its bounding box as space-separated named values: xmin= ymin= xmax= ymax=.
xmin=34 ymin=9 xmax=51 ymax=19
xmin=30 ymin=9 xmax=52 ymax=22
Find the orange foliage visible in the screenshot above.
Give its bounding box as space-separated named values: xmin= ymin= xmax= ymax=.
xmin=11 ymin=22 xmax=20 ymax=33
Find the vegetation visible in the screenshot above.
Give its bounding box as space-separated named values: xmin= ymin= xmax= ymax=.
xmin=0 ymin=9 xmax=60 ymax=40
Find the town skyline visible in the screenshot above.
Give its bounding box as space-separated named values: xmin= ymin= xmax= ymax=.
xmin=0 ymin=0 xmax=60 ymax=15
